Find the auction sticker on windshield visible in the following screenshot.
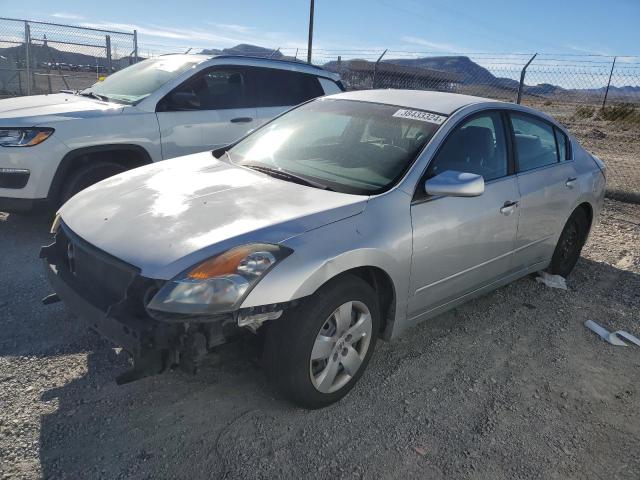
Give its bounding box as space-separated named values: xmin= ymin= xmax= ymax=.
xmin=392 ymin=109 xmax=447 ymax=125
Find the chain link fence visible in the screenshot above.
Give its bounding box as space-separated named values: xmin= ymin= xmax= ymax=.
xmin=0 ymin=26 xmax=638 ymax=201
xmin=0 ymin=17 xmax=138 ymax=97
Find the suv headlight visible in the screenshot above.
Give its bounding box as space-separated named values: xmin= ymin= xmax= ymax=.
xmin=147 ymin=244 xmax=292 ymax=317
xmin=0 ymin=128 xmax=54 ymax=147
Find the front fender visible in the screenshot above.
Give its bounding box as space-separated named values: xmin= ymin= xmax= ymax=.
xmin=240 ymin=190 xmax=414 ymax=339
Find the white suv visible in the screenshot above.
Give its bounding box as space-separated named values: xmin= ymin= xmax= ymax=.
xmin=0 ymin=54 xmax=343 ymax=213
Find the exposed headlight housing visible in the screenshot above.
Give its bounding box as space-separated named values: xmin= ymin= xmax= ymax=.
xmin=0 ymin=127 xmax=54 ymax=147
xmin=146 ymin=244 xmax=292 ymax=319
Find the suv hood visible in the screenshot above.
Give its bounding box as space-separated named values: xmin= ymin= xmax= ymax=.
xmin=0 ymin=93 xmax=124 ymax=126
xmin=59 ymin=152 xmax=367 ymax=279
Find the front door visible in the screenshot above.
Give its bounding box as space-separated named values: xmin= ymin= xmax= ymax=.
xmin=408 ymin=111 xmax=520 ymax=319
xmin=156 ymin=67 xmax=257 ymax=159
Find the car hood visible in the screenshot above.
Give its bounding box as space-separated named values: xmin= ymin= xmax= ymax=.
xmin=0 ymin=93 xmax=125 ymax=126
xmin=59 ymin=152 xmax=368 ymax=279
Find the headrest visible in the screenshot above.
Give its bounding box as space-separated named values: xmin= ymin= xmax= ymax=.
xmin=461 ymin=126 xmax=494 ymax=159
xmin=368 ymin=120 xmax=402 ymax=142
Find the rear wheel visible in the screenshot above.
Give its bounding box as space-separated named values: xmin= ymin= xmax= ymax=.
xmin=59 ymin=161 xmax=127 ymax=206
xmin=548 ymin=208 xmax=588 ymax=277
xmin=263 ymin=275 xmax=380 ymax=409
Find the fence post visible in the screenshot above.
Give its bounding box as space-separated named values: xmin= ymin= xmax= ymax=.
xmin=602 ymin=56 xmax=617 ymax=110
xmin=24 ymin=21 xmax=31 ymax=95
xmin=133 ymin=30 xmax=138 ymax=64
xmin=516 ymin=53 xmax=537 ymax=104
xmin=105 ymin=35 xmax=112 ymax=72
xmin=307 ymin=0 xmax=314 ymax=63
xmin=372 ymin=49 xmax=387 ymax=89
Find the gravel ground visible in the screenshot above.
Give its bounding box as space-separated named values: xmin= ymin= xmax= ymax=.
xmin=1 ymin=199 xmax=639 ymax=480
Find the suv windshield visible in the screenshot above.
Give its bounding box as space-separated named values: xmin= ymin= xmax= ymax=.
xmin=229 ymin=99 xmax=444 ymax=195
xmin=81 ymin=56 xmax=200 ymax=104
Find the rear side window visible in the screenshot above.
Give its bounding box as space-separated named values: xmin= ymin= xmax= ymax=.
xmin=554 ymin=127 xmax=570 ymax=160
xmin=511 ymin=113 xmax=559 ymax=172
xmin=255 ymin=68 xmax=324 ymax=107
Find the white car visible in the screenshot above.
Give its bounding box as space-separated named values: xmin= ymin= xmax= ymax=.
xmin=0 ymin=55 xmax=343 ymax=213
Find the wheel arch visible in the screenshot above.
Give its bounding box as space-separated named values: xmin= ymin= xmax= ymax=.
xmin=48 ymin=144 xmax=153 ymax=202
xmin=298 ymin=264 xmax=398 ymax=341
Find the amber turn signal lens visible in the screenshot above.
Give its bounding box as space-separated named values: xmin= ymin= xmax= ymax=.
xmin=187 ymin=246 xmax=254 ymax=280
xmin=27 ymin=130 xmax=53 ymax=146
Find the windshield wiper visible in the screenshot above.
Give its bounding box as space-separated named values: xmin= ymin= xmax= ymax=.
xmin=79 ymin=91 xmax=110 ymax=102
xmin=244 ymin=164 xmax=333 ymax=191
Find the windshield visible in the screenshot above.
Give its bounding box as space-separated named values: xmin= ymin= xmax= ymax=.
xmin=81 ymin=56 xmax=200 ymax=104
xmin=229 ymin=99 xmax=444 ymax=195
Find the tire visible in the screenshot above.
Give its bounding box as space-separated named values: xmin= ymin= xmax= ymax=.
xmin=59 ymin=161 xmax=127 ymax=206
xmin=263 ymin=274 xmax=380 ymax=409
xmin=548 ymin=208 xmax=588 ymax=278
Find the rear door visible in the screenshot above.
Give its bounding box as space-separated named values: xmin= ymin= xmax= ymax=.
xmin=408 ymin=111 xmax=520 ymax=319
xmin=252 ymin=68 xmax=327 ymax=127
xmin=509 ymin=112 xmax=579 ymax=270
xmin=156 ymin=66 xmax=257 ymax=159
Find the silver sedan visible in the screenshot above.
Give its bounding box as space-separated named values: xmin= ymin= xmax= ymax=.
xmin=43 ymin=90 xmax=606 ymax=408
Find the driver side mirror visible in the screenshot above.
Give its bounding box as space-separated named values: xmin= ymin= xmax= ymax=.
xmin=424 ymin=170 xmax=485 ymax=197
xmin=168 ymin=91 xmax=199 ymax=110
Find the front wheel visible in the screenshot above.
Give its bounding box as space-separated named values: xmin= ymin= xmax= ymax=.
xmin=58 ymin=161 xmax=127 ymax=206
xmin=263 ymin=275 xmax=380 ymax=409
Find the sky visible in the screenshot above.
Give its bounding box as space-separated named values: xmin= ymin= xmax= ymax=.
xmin=3 ymin=0 xmax=640 ymax=59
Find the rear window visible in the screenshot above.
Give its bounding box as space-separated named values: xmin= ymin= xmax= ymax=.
xmin=255 ymin=68 xmax=325 ymax=107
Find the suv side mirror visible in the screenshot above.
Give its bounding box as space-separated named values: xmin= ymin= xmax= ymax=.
xmin=168 ymin=91 xmax=199 ymax=110
xmin=424 ymin=170 xmax=485 ymax=197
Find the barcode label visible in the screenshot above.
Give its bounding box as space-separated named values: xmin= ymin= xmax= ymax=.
xmin=393 ymin=109 xmax=447 ymax=125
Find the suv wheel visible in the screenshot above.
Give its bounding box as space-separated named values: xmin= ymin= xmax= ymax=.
xmin=548 ymin=208 xmax=588 ymax=277
xmin=264 ymin=274 xmax=380 ymax=408
xmin=59 ymin=161 xmax=126 ymax=206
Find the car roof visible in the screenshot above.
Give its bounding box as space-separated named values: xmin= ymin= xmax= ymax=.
xmin=157 ymin=53 xmax=340 ymax=81
xmin=326 ymin=89 xmax=497 ymax=115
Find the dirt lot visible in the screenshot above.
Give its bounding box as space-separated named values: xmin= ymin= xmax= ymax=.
xmin=0 ymin=199 xmax=639 ymax=480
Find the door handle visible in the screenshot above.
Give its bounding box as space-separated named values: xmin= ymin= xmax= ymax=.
xmin=500 ymin=200 xmax=519 ymax=216
xmin=565 ymin=177 xmax=577 ymax=188
xmin=230 ymin=117 xmax=253 ymax=123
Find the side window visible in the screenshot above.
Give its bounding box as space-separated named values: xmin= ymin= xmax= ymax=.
xmin=427 ymin=112 xmax=508 ymax=182
xmin=168 ymin=68 xmax=251 ymax=110
xmin=554 ymin=127 xmax=569 ymax=160
xmin=256 ymin=68 xmax=324 ymax=107
xmin=511 ymin=113 xmax=559 ymax=171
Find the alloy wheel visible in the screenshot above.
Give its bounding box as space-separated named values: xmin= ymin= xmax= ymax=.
xmin=309 ymin=300 xmax=372 ymax=394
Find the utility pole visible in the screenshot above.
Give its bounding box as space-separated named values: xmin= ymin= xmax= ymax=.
xmin=307 ymin=0 xmax=314 ymax=64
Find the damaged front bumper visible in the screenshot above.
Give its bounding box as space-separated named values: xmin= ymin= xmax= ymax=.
xmin=40 ymin=223 xmax=242 ymax=384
